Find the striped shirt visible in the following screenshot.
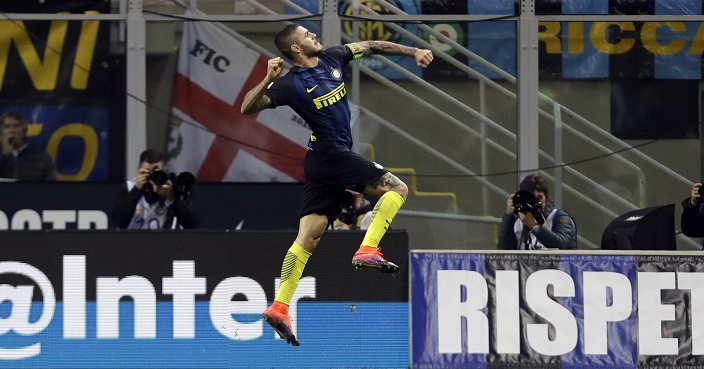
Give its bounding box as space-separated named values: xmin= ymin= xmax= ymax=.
xmin=265 ymin=44 xmax=358 ymax=153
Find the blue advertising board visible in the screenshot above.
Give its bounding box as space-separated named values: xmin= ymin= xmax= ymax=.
xmin=0 ymin=231 xmax=410 ymax=368
xmin=411 ymin=251 xmax=704 ymax=369
xmin=288 ymin=0 xmax=704 ymax=80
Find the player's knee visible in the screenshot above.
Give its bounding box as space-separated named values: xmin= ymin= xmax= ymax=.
xmin=394 ymin=181 xmax=408 ymax=200
xmin=295 ymin=234 xmax=321 ymax=253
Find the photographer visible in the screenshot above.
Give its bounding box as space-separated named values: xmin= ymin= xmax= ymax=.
xmin=0 ymin=111 xmax=56 ymax=181
xmin=332 ymin=190 xmax=374 ymax=230
xmin=111 ymin=149 xmax=198 ymax=230
xmin=497 ymin=174 xmax=577 ymax=250
xmin=680 ymin=182 xmax=704 ymax=238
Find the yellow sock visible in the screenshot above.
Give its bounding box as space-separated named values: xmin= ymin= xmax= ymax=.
xmin=274 ymin=242 xmax=311 ymax=306
xmin=361 ymin=191 xmax=405 ymax=248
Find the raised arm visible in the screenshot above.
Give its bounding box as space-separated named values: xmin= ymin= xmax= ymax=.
xmin=240 ymin=57 xmax=285 ymax=115
xmin=356 ymin=41 xmax=433 ymax=68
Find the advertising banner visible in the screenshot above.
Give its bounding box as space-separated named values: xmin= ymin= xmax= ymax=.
xmin=0 ymin=230 xmax=409 ymax=368
xmin=0 ymin=0 xmax=117 ymax=181
xmin=0 ymin=182 xmax=305 ymax=231
xmin=411 ymin=251 xmax=704 ymax=369
xmin=288 ymin=0 xmax=704 ymax=80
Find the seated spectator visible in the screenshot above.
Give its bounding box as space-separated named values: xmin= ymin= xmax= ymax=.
xmin=111 ymin=149 xmax=198 ymax=230
xmin=0 ymin=112 xmax=55 ymax=181
xmin=497 ymin=174 xmax=577 ymax=250
xmin=681 ymin=182 xmax=704 ymax=238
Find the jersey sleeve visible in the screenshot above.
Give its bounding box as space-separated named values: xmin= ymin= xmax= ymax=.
xmin=322 ymin=44 xmax=355 ymax=69
xmin=264 ymin=80 xmax=287 ymax=108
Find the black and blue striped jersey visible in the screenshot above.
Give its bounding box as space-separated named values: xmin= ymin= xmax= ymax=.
xmin=265 ymin=44 xmax=361 ymax=153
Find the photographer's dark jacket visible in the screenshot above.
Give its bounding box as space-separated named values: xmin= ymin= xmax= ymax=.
xmin=0 ymin=143 xmax=55 ymax=181
xmin=497 ymin=201 xmax=577 ymax=250
xmin=111 ymin=181 xmax=199 ymax=230
xmin=681 ymin=197 xmax=704 ymax=238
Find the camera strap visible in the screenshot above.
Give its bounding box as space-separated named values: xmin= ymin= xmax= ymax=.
xmin=519 ymin=226 xmax=533 ymax=250
xmin=514 ymin=208 xmax=559 ymax=250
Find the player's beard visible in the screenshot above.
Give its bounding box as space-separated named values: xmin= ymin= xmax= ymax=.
xmin=303 ymin=43 xmax=323 ymax=57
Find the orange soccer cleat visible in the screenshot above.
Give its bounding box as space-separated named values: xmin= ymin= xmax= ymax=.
xmin=351 ymin=246 xmax=399 ymax=274
xmin=262 ymin=303 xmax=300 ymax=346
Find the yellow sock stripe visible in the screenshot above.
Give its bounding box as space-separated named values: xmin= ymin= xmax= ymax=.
xmin=275 ymin=242 xmax=310 ymax=305
xmin=279 ymin=251 xmax=296 ymax=284
xmin=368 ymin=191 xmax=404 ymax=224
xmin=367 ymin=195 xmax=383 ymax=225
xmin=290 ymin=241 xmax=311 ymax=262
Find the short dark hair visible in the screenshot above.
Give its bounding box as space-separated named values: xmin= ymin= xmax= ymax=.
xmin=0 ymin=111 xmax=28 ymax=126
xmin=139 ymin=149 xmax=165 ymax=165
xmin=274 ymin=23 xmax=301 ymax=60
xmin=519 ymin=174 xmax=549 ymax=199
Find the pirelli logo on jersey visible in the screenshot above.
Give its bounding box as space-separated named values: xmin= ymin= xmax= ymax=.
xmin=346 ymin=42 xmax=364 ymax=59
xmin=313 ymin=83 xmax=347 ymax=109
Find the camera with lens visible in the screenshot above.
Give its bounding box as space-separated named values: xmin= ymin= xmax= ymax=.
xmin=698 ymin=184 xmax=704 ymax=197
xmin=143 ymin=168 xmax=195 ymax=201
xmin=513 ymin=190 xmax=544 ymax=224
xmin=147 ymin=168 xmax=169 ymax=187
xmin=142 ymin=168 xmax=169 ymax=195
xmin=337 ymin=191 xmax=357 ymax=226
xmin=170 ymin=171 xmax=196 ymax=201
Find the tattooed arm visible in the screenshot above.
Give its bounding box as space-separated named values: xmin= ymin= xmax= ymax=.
xmin=241 ymin=57 xmax=284 ymax=115
xmin=356 ymin=41 xmax=434 ymax=68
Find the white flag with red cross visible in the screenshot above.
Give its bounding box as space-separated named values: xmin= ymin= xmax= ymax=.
xmin=167 ymin=21 xmax=316 ymax=182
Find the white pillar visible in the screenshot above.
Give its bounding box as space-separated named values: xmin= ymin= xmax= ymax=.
xmin=125 ymin=0 xmax=147 ymax=178
xmin=516 ymin=0 xmax=540 ymax=183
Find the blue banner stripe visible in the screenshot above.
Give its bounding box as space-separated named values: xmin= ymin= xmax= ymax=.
xmin=562 ymin=22 xmax=610 ymax=79
xmin=3 ymin=301 xmax=408 ymax=368
xmin=653 ymin=22 xmax=702 ymax=79
xmin=656 ymin=0 xmax=701 ymax=15
xmin=654 ymin=0 xmax=701 ymax=79
xmin=467 ymin=0 xmax=514 ymax=15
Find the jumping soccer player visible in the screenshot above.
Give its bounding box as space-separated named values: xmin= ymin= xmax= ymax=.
xmin=240 ymin=23 xmax=433 ymax=346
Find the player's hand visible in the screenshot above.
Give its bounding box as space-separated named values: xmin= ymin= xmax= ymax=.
xmin=266 ymin=57 xmax=284 ymax=81
xmin=415 ymin=49 xmax=433 ymax=68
